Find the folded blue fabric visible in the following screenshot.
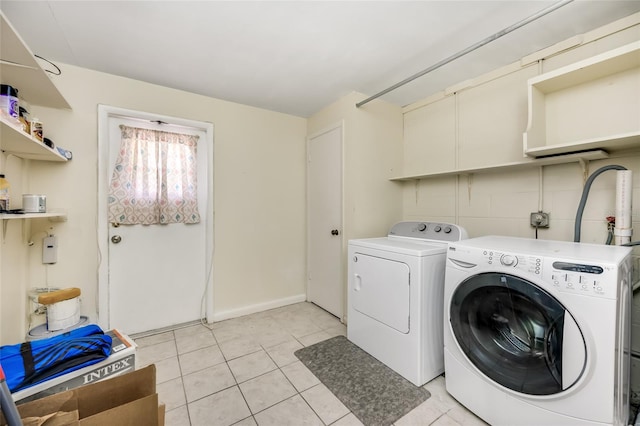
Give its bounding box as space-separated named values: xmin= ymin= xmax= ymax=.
xmin=0 ymin=324 xmax=112 ymax=392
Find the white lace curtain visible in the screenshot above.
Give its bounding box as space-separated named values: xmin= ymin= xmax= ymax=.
xmin=108 ymin=125 xmax=201 ymax=225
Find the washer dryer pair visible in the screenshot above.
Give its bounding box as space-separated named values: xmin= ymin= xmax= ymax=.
xmin=347 ymin=221 xmax=467 ymax=386
xmin=444 ymin=236 xmax=632 ymax=425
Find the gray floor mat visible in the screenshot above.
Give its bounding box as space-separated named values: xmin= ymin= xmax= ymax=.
xmin=294 ymin=335 xmax=430 ymax=426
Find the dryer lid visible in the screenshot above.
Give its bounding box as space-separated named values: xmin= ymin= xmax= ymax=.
xmin=349 ymin=237 xmax=446 ymax=256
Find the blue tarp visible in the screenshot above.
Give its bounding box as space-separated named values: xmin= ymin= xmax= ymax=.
xmin=0 ymin=324 xmax=112 ymax=392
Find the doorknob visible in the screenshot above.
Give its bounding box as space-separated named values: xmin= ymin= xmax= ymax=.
xmin=111 ymin=235 xmax=122 ymax=244
xmin=331 ymin=229 xmax=339 ymax=236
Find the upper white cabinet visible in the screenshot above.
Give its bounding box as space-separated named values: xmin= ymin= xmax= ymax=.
xmin=523 ymin=41 xmax=640 ymax=158
xmin=458 ymin=66 xmax=537 ymax=169
xmin=0 ymin=11 xmax=71 ymax=161
xmin=403 ymin=96 xmax=456 ymax=176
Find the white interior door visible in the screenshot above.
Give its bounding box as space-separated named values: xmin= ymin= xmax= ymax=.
xmin=98 ymin=106 xmax=214 ymax=335
xmin=307 ymin=124 xmax=343 ymax=319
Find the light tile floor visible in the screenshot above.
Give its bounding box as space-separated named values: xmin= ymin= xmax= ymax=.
xmin=134 ymin=302 xmax=487 ymax=426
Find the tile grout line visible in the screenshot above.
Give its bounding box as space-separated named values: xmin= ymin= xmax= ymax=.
xmin=207 ymin=325 xmax=256 ymax=426
xmin=172 ymin=329 xmax=193 ymax=426
xmin=143 ymin=304 xmax=351 ymax=425
xmin=260 ymin=340 xmax=326 ymax=425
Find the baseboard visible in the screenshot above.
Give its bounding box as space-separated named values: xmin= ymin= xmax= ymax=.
xmin=212 ymin=293 xmax=307 ymax=322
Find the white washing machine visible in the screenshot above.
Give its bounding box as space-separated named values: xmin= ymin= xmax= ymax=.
xmin=347 ymin=221 xmax=467 ymax=386
xmin=444 ymin=236 xmax=632 ymax=425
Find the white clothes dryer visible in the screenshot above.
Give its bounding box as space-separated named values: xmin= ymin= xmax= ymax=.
xmin=444 ymin=236 xmax=632 ymax=426
xmin=347 ymin=221 xmax=467 ymax=386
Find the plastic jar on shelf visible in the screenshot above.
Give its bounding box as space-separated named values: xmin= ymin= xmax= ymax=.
xmin=0 ymin=84 xmax=19 ymax=119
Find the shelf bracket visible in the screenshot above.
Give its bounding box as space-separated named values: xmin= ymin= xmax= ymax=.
xmin=578 ymin=158 xmax=590 ymax=184
xmin=22 ymin=218 xmax=31 ymax=244
xmin=1 ymin=218 xmax=30 ymax=243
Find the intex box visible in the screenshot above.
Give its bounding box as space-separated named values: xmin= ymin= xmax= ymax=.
xmin=12 ymin=329 xmax=136 ymax=403
xmin=1 ymin=364 xmax=163 ymax=426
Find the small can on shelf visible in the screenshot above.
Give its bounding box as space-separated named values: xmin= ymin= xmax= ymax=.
xmin=30 ymin=118 xmax=43 ymax=142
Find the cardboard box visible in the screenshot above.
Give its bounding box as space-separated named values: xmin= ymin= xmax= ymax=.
xmin=12 ymin=329 xmax=136 ymax=403
xmin=1 ymin=364 xmax=163 ymax=426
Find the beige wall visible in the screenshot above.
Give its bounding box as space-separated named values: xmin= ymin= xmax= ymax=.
xmin=400 ymin=15 xmax=640 ymax=243
xmin=307 ymin=92 xmax=404 ymax=320
xmin=308 ymin=92 xmax=404 ymax=241
xmin=1 ymin=65 xmax=307 ymax=344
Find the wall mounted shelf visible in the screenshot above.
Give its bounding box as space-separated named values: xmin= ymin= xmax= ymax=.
xmin=1 ymin=12 xmax=71 ymax=161
xmin=523 ymin=41 xmax=640 ymax=158
xmin=0 ymin=210 xmax=67 ymax=221
xmin=390 ymin=149 xmax=609 ymax=181
xmin=0 ymin=117 xmax=68 ymax=161
xmin=1 ymin=209 xmax=67 ymax=240
xmin=0 ymin=12 xmax=71 ymax=109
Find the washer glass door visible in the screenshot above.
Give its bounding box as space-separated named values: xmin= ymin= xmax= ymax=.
xmin=450 ymin=272 xmax=586 ymax=395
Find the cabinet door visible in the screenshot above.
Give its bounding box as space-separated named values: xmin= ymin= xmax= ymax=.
xmin=457 ymin=67 xmax=538 ymax=169
xmin=403 ymin=96 xmax=456 ymax=175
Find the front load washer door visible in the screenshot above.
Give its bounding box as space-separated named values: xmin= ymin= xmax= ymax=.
xmin=351 ymin=253 xmax=410 ymax=334
xmin=449 ymin=272 xmax=587 ymax=396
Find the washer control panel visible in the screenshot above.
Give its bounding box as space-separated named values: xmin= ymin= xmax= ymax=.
xmin=549 ymin=261 xmax=612 ymax=298
xmin=388 ymin=221 xmax=468 ymax=242
xmin=473 ymin=248 xmax=617 ymax=299
xmin=479 ymin=249 xmax=542 ymax=275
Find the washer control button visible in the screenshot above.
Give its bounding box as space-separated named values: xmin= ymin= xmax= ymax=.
xmin=434 ymin=225 xmax=442 ymax=232
xmin=417 ymin=223 xmax=427 ymax=232
xmin=500 ymin=255 xmax=517 ymax=267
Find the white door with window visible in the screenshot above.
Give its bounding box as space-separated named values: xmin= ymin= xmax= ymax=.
xmin=98 ymin=106 xmax=214 ymax=335
xmin=307 ymin=124 xmax=343 ymax=319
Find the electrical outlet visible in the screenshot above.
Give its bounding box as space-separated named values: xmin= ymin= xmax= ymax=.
xmin=530 ymin=212 xmax=550 ymax=228
xmin=42 ymin=235 xmax=57 ymax=264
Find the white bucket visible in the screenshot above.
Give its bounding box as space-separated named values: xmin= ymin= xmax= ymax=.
xmin=47 ymin=297 xmax=81 ymax=331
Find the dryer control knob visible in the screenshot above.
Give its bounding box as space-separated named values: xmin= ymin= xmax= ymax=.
xmin=501 ymin=255 xmax=516 ymax=266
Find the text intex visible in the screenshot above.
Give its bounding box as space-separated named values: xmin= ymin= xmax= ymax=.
xmin=82 ymin=356 xmax=134 ymax=384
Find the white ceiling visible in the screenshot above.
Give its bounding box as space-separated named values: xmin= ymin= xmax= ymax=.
xmin=2 ymin=1 xmax=640 ymax=117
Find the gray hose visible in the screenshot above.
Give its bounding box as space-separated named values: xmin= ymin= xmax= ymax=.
xmin=574 ymin=165 xmax=627 ymax=243
xmin=605 ymin=229 xmax=614 ymax=245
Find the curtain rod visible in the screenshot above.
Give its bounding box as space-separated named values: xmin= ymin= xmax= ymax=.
xmin=111 ymin=113 xmax=205 ymax=132
xmin=356 ymin=0 xmax=574 ymax=109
